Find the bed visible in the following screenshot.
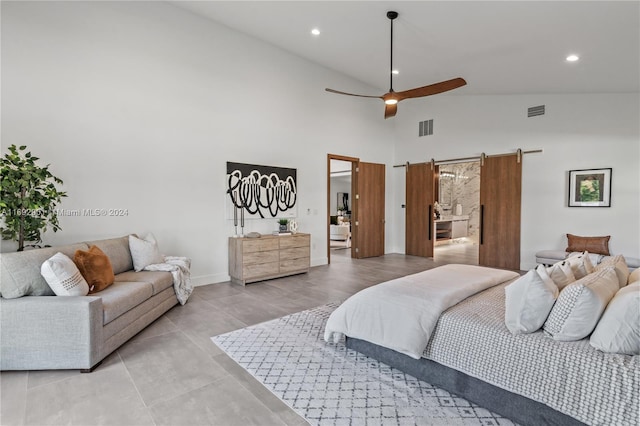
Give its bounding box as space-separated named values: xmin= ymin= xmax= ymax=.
xmin=325 ymin=264 xmax=639 ymax=426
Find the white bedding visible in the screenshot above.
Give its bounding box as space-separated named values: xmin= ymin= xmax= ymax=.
xmin=324 ymin=264 xmax=519 ymax=359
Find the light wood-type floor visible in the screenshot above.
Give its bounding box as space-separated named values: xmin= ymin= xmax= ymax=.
xmin=1 ymin=247 xmax=479 ymax=426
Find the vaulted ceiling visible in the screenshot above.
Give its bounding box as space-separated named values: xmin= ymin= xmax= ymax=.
xmin=173 ymin=1 xmax=639 ymax=96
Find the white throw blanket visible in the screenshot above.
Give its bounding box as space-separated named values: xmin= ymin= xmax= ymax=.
xmin=144 ymin=256 xmax=193 ymax=305
xmin=324 ymin=264 xmax=519 ymax=359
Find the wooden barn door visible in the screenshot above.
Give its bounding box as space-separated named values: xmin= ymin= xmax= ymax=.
xmin=405 ymin=163 xmax=435 ymax=257
xmin=353 ymin=162 xmax=385 ymax=258
xmin=479 ymin=154 xmax=522 ymax=270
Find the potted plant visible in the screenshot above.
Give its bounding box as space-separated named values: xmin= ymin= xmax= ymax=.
xmin=277 ymin=218 xmax=289 ymax=233
xmin=0 ymin=144 xmax=67 ymax=251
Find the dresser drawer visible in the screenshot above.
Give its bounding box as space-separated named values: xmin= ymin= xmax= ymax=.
xmin=280 ymin=246 xmax=310 ymax=260
xmin=244 ymin=250 xmax=279 ymax=265
xmin=243 ymin=262 xmax=279 ymax=279
xmin=280 ymin=257 xmax=310 ymax=273
xmin=242 ymin=238 xmax=279 ymax=253
xmin=279 ymin=234 xmax=310 ymax=249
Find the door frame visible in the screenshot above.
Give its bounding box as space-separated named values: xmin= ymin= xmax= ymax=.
xmin=327 ymin=154 xmax=359 ymax=264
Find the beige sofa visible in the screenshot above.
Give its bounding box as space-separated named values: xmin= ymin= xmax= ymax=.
xmin=330 ymin=224 xmax=350 ymax=241
xmin=0 ymin=235 xmax=178 ymax=372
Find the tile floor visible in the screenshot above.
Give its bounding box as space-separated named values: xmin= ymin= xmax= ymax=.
xmin=1 ymin=248 xmax=478 ymax=426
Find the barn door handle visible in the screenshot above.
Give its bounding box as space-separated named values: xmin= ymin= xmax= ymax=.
xmin=480 ymin=204 xmax=485 ymax=245
xmin=428 ymin=205 xmax=433 ymax=241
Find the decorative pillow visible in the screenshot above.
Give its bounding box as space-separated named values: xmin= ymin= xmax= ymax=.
xmin=566 ymin=251 xmax=595 ymax=279
xmin=595 ymin=255 xmax=630 ymax=288
xmin=505 ymin=265 xmax=559 ymax=334
xmin=566 ymin=234 xmax=610 ymax=256
xmin=74 ymin=245 xmax=115 ymax=293
xmin=543 ymin=267 xmax=619 ymax=341
xmin=129 ymin=233 xmax=163 ymax=272
xmin=629 ymin=268 xmax=640 ymax=285
xmin=41 ymin=252 xmax=90 ymax=296
xmin=545 ymin=260 xmax=576 ymax=290
xmin=590 ymin=283 xmax=640 ymax=355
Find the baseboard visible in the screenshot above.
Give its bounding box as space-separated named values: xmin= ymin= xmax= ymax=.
xmin=191 ymin=273 xmax=230 ymax=287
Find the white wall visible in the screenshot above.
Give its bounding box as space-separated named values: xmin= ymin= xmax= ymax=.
xmin=1 ymin=1 xmax=396 ymax=284
xmin=392 ymin=94 xmax=640 ymax=269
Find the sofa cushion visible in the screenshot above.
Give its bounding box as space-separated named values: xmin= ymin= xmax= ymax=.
xmin=96 ymin=280 xmax=154 ymax=325
xmin=74 ymin=246 xmax=115 ymax=293
xmin=41 ymin=252 xmax=90 ymax=296
xmin=566 ymin=234 xmax=610 ymax=256
xmin=129 ymin=233 xmax=163 ymax=272
xmin=0 ymin=243 xmax=89 ymax=299
xmin=85 ymin=236 xmax=134 ymax=275
xmin=114 ymin=271 xmax=173 ymax=295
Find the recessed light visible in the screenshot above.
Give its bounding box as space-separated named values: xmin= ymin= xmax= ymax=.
xmin=311 ymin=28 xmax=320 ymax=36
xmin=566 ymin=54 xmax=579 ymax=62
xmin=391 ymin=69 xmax=399 ymax=75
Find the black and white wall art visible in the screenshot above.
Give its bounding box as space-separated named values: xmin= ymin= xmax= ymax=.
xmin=227 ymin=162 xmax=297 ymax=219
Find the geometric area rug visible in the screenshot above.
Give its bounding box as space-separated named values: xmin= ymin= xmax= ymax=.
xmin=212 ymin=303 xmax=516 ymax=426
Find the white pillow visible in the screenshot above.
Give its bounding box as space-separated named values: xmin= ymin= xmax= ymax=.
xmin=129 ymin=233 xmax=164 ymax=272
xmin=543 ymin=267 xmax=619 ymax=341
xmin=590 ymin=283 xmax=640 ymax=355
xmin=545 ymin=260 xmax=576 ymax=290
xmin=505 ymin=265 xmax=559 ymax=334
xmin=40 ymin=252 xmax=90 ymax=296
xmin=566 ymin=251 xmax=595 ymax=279
xmin=595 ymin=255 xmax=630 ymax=288
xmin=629 ymin=268 xmax=639 ymax=285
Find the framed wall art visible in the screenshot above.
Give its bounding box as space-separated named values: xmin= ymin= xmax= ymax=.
xmin=568 ymin=168 xmax=611 ymax=207
xmin=226 ymin=162 xmax=297 ymax=219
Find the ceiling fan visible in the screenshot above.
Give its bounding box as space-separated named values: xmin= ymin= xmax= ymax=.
xmin=325 ymin=11 xmax=467 ymax=119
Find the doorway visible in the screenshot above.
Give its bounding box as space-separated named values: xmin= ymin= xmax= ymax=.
xmin=329 ymin=158 xmax=354 ymax=262
xmin=434 ymin=161 xmax=480 ymax=265
xmin=327 ymin=154 xmax=386 ymax=263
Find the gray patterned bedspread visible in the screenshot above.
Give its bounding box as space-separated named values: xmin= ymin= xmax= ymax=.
xmin=424 ymin=283 xmax=639 ymax=426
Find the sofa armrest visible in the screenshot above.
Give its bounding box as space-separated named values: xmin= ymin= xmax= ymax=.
xmin=1 ymin=296 xmax=103 ymax=370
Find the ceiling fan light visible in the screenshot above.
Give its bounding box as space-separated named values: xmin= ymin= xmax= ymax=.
xmin=385 ymin=99 xmax=398 ymax=105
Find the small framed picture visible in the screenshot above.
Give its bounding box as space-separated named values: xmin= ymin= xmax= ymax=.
xmin=568 ymin=168 xmax=612 ymax=207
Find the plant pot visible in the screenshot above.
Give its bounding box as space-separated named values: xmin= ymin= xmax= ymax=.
xmin=279 ymin=224 xmax=288 ymax=232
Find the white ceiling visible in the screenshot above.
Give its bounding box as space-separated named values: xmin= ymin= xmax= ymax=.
xmin=172 ymin=1 xmax=639 ymax=95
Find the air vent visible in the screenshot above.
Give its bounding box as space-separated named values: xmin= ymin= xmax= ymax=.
xmin=419 ymin=119 xmax=433 ymax=137
xmin=528 ymin=105 xmax=545 ymax=117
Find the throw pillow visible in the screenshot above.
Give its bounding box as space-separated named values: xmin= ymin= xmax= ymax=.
xmin=41 ymin=252 xmax=90 ymax=296
xmin=505 ymin=265 xmax=559 ymax=334
xmin=129 ymin=233 xmax=164 ymax=272
xmin=566 ymin=251 xmax=595 ymax=279
xmin=629 ymin=268 xmax=639 ymax=285
xmin=543 ymin=267 xmax=619 ymax=341
xmin=545 ymin=260 xmax=576 ymax=290
xmin=566 ymin=234 xmax=610 ymax=256
xmin=595 ymin=255 xmax=630 ymax=288
xmin=74 ymin=245 xmax=115 ymax=293
xmin=589 ymin=283 xmax=640 ymax=355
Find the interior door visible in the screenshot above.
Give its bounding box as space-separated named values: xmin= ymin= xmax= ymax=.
xmin=353 ymin=161 xmax=385 ymax=258
xmin=405 ymin=163 xmax=435 ymax=257
xmin=479 ymin=154 xmax=522 ymax=270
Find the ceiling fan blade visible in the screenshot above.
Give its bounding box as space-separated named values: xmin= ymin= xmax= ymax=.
xmin=325 ymin=88 xmax=382 ymax=99
xmin=396 ymin=78 xmax=467 ymax=101
xmin=384 ymin=103 xmax=397 ymax=119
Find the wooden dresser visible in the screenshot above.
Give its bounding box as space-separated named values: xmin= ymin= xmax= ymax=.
xmin=228 ymin=233 xmax=310 ymax=285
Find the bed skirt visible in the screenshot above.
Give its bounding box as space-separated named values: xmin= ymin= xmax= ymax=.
xmin=345 ymin=336 xmax=585 ymax=426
